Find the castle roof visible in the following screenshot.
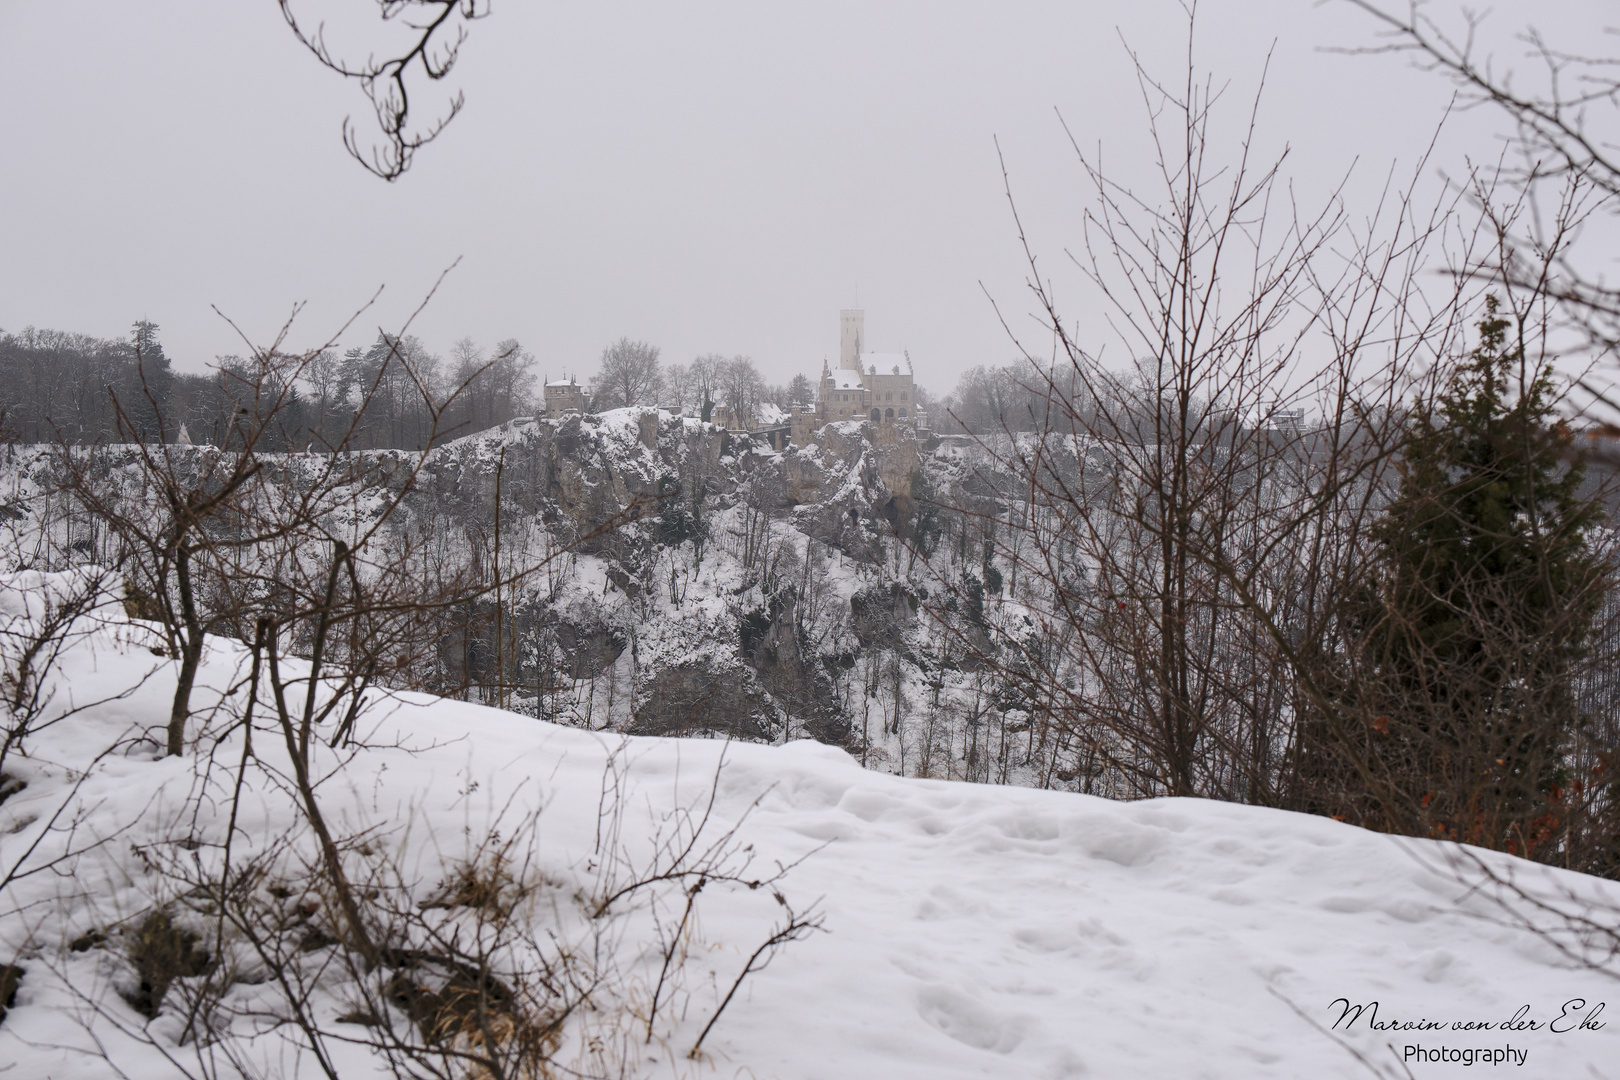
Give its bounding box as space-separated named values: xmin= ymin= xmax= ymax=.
xmin=858 ymin=351 xmax=909 ymax=373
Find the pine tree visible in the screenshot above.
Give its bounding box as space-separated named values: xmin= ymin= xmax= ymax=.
xmin=131 ymin=319 xmax=164 ymax=360
xmin=1336 ymin=296 xmax=1604 ymax=856
xmin=117 ymin=318 xmax=175 ymax=441
xmin=786 ymin=373 xmax=816 ymax=408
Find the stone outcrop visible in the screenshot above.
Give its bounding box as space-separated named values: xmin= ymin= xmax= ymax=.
xmin=630 ymin=660 xmax=777 ymax=741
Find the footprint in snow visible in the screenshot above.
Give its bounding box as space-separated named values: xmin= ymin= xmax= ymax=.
xmin=915 ymin=983 xmax=1030 ymax=1054
xmin=837 ymin=787 xmax=896 ymax=822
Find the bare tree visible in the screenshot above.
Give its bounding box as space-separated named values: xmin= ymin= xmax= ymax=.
xmin=57 ymin=341 xmax=314 ymax=757
xmin=18 ymin=296 xmax=832 ymax=1077
xmin=664 ymin=356 xmax=739 ymax=418
xmin=489 ymin=338 xmax=538 ymax=419
xmin=717 ymin=355 xmax=764 ymax=428
xmin=688 ymin=353 xmax=725 ymax=421
xmin=53 ymin=277 xmax=483 ymax=757
xmin=442 ymin=336 xmax=534 ymax=434
xmin=589 ymin=337 xmax=662 ymax=411
xmin=662 ymin=361 xmax=692 ymax=412
xmin=1344 ymin=2 xmax=1620 ymax=417
xmin=941 ymin=363 xmax=1045 ymax=435
xmin=938 ymin=10 xmax=1493 ymax=814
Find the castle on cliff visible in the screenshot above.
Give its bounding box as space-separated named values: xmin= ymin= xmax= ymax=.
xmin=791 ymin=309 xmax=927 ymax=447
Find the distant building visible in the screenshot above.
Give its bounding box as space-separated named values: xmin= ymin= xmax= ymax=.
xmin=793 ymin=309 xmax=926 ymax=445
xmin=1269 ymin=407 xmax=1306 ymax=434
xmin=1245 ymin=405 xmax=1305 ymax=435
xmin=709 ymin=402 xmax=744 ymax=431
xmin=543 ymin=376 xmax=587 ymax=418
xmin=542 ymin=312 xmax=925 ymax=454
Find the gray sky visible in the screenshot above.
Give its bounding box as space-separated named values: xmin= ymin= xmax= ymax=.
xmin=0 ymin=1 xmax=1604 ymax=396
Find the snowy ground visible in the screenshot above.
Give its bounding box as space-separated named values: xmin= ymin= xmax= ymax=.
xmin=2 ymin=576 xmax=1618 ymax=1078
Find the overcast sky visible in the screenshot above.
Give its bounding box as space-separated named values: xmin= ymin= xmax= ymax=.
xmin=0 ymin=1 xmax=1605 ymax=395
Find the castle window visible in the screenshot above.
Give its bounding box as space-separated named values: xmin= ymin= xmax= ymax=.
xmin=885 ymin=408 xmax=894 ymax=419
xmin=899 ymin=407 xmax=907 ymax=417
xmin=900 ymin=392 xmax=907 ymax=401
xmin=885 ymin=392 xmax=892 ymax=402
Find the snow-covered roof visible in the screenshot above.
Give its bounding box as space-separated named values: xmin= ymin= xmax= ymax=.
xmin=830 ymin=369 xmax=864 ymax=390
xmin=756 ymin=402 xmax=788 ymax=425
xmin=858 ymin=351 xmax=909 ymax=373
xmin=545 ymin=379 xmax=582 ymax=389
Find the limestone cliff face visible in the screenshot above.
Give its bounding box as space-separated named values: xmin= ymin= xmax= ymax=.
xmin=421 ymin=410 xmax=926 ymax=564
xmin=415 ymin=409 xmax=738 ymax=554
xmin=403 ymin=410 xmax=963 ymax=747
xmin=0 ymin=412 xmax=1004 ymax=763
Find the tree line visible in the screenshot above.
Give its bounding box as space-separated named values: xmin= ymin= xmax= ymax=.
xmin=586 ymin=338 xmax=820 ymax=425
xmin=1 ymin=323 xmax=950 ymax=445
xmin=0 ymin=322 xmax=539 ymax=450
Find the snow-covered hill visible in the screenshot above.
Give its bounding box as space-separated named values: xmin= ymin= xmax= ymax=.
xmin=2 ymin=573 xmax=1617 ymax=1078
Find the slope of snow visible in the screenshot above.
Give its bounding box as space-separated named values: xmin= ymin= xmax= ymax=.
xmin=2 ymin=576 xmax=1617 ymax=1078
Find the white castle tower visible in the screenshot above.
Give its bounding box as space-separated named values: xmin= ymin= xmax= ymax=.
xmin=839 ymin=309 xmax=864 ymax=371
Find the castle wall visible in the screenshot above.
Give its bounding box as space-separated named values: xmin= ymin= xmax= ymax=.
xmin=863 ymin=372 xmax=915 ymax=420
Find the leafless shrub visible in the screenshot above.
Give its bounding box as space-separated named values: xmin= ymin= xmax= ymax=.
xmin=935 ymin=10 xmax=1479 ymax=808
xmin=0 ymin=565 xmax=124 ymax=774
xmin=1425 ymin=841 xmax=1620 ymax=979
xmin=64 ymin=740 xmax=818 ymax=1080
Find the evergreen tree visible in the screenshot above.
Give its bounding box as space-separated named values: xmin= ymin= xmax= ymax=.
xmin=786 ymin=373 xmax=816 ymax=408
xmin=131 ymin=319 xmax=164 ymax=360
xmin=1326 ymin=296 xmax=1604 ymax=857
xmin=117 ymin=318 xmax=175 ymax=441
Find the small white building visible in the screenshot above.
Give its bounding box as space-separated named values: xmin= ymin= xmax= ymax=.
xmin=543 ymin=376 xmax=587 ymax=418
